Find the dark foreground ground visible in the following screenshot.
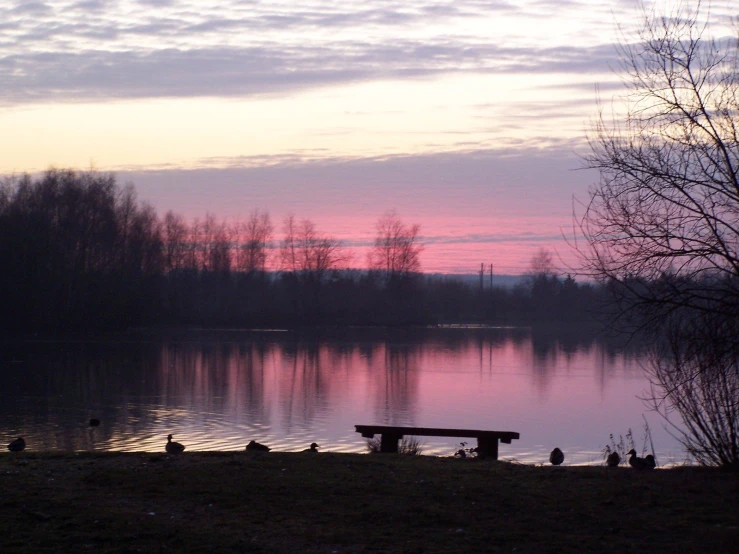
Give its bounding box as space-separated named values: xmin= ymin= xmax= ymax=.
xmin=2 ymin=451 xmax=738 ymax=553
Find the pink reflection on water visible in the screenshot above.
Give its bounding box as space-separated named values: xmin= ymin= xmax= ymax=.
xmin=1 ymin=330 xmax=683 ymax=465
xmin=116 ymin=330 xmax=675 ymax=464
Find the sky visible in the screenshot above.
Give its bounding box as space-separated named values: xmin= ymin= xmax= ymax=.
xmin=1 ymin=0 xmax=736 ymax=274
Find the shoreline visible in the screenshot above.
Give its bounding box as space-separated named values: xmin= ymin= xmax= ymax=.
xmin=3 ymin=451 xmax=737 ymax=553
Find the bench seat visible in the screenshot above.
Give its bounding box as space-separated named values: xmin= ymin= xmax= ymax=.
xmin=355 ymin=425 xmax=520 ymax=460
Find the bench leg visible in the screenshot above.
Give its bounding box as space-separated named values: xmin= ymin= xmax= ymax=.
xmin=380 ymin=433 xmax=402 ymax=453
xmin=476 ymin=437 xmax=499 ymax=460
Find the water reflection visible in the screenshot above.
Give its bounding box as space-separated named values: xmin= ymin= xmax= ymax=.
xmin=1 ymin=327 xmax=678 ymax=464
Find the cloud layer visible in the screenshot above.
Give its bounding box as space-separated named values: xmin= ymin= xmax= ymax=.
xmin=3 ymin=0 xmax=736 ymax=272
xmin=0 ymin=0 xmax=632 ymax=105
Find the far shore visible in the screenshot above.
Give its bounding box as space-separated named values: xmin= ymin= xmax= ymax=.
xmin=2 ymin=451 xmax=737 ymax=553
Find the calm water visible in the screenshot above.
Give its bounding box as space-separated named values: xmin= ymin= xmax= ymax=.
xmin=0 ymin=327 xmax=687 ymax=465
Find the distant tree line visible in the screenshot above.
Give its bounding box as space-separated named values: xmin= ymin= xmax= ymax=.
xmin=0 ymin=169 xmax=604 ymax=334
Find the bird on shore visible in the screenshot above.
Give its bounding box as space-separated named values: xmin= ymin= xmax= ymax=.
xmin=89 ymin=418 xmax=100 ymax=427
xmin=166 ymin=434 xmax=185 ymax=454
xmin=627 ymin=449 xmax=655 ymax=469
xmin=246 ymin=440 xmax=270 ymax=452
xmin=301 ymin=442 xmax=320 ymax=453
xmin=606 ymin=451 xmax=621 ymax=467
xmin=549 ymin=447 xmax=564 ymax=466
xmin=7 ymin=437 xmax=25 ymax=452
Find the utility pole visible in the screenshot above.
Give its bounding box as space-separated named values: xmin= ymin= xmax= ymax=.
xmin=490 ymin=263 xmax=493 ymax=288
xmin=479 ymin=263 xmax=484 ymax=291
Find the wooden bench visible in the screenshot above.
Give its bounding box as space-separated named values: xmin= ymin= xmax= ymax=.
xmin=355 ymin=425 xmax=520 ymax=460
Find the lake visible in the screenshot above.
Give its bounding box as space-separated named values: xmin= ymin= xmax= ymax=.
xmin=0 ymin=327 xmax=688 ymax=465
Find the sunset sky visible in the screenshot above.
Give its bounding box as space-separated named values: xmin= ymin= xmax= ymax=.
xmin=1 ymin=0 xmax=735 ymax=274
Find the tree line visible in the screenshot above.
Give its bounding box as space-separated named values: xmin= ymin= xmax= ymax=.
xmin=0 ymin=169 xmax=603 ymax=334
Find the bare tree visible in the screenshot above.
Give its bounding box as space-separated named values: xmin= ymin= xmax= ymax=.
xmin=235 ymin=210 xmax=273 ymax=273
xmin=280 ymin=214 xmax=299 ymax=274
xmin=163 ymin=211 xmax=188 ymax=272
xmin=280 ymin=215 xmax=347 ymax=282
xmin=212 ymin=216 xmax=233 ymax=274
xmin=580 ymin=1 xmax=739 ymax=467
xmin=581 ymin=1 xmax=739 ymax=322
xmin=0 ymin=177 xmax=11 ymax=212
xmin=368 ymin=211 xmax=423 ymax=279
xmin=123 ymin=202 xmax=164 ymax=277
xmin=180 ymin=217 xmax=200 ymax=270
xmin=647 ymin=309 xmax=739 ymax=468
xmin=527 ymin=248 xmax=557 ymax=278
xmin=524 ymin=247 xmax=560 ymax=318
xmin=0 ymin=169 xmax=166 ymax=330
xmin=197 ymin=213 xmax=232 ymax=273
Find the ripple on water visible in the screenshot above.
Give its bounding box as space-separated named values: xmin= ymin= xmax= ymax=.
xmin=0 ymin=329 xmax=683 ymax=464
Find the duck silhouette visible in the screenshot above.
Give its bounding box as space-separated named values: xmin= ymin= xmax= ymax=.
xmin=166 ymin=434 xmax=185 ymax=454
xmin=246 ymin=440 xmax=270 ymax=452
xmin=606 ymin=451 xmax=621 ymax=467
xmin=301 ymin=442 xmax=319 ymax=453
xmin=7 ymin=437 xmax=25 ymax=452
xmin=549 ymin=447 xmax=564 ymax=466
xmin=627 ymin=449 xmax=655 ymax=469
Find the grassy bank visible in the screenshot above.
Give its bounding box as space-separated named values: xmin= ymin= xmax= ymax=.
xmin=2 ymin=451 xmax=737 ymax=553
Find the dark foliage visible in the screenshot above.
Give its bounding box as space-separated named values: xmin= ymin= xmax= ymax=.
xmin=0 ymin=170 xmax=163 ymax=332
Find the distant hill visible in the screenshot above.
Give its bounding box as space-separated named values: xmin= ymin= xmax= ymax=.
xmin=258 ymin=270 xmax=527 ymax=289
xmin=425 ymin=273 xmax=525 ymax=289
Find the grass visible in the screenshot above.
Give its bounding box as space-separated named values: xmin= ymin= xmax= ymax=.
xmin=2 ymin=451 xmax=738 ymax=553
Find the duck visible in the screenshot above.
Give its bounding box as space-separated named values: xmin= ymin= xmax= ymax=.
xmin=165 ymin=434 xmax=185 ymax=454
xmin=89 ymin=418 xmax=101 ymax=427
xmin=549 ymin=447 xmax=564 ymax=466
xmin=7 ymin=437 xmax=25 ymax=452
xmin=301 ymin=442 xmax=319 ymax=453
xmin=606 ymin=451 xmax=621 ymax=467
xmin=627 ymin=449 xmax=655 ymax=469
xmin=246 ymin=440 xmax=270 ymax=452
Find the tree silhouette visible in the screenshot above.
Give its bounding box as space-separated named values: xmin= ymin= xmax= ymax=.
xmin=0 ymin=170 xmax=607 ymax=333
xmin=235 ymin=210 xmax=272 ymax=274
xmin=580 ymin=1 xmax=739 ymax=468
xmin=368 ymin=211 xmax=423 ymax=281
xmin=0 ymin=169 xmax=163 ymax=331
xmin=280 ymin=215 xmax=346 ymax=282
